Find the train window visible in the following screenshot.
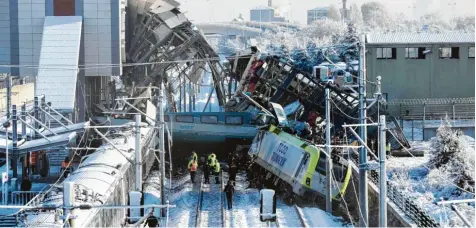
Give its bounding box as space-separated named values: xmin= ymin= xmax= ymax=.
xmin=176 ymin=115 xmax=193 ymax=123
xmin=200 ymin=115 xmax=218 ymax=124
xmin=164 ymin=115 xmax=169 ymax=122
xmin=315 ymin=152 xmax=327 ymax=175
xmin=295 ymin=152 xmax=310 ymax=178
xmin=333 ymin=164 xmax=348 ymax=182
xmin=225 ymin=116 xmax=243 ymax=125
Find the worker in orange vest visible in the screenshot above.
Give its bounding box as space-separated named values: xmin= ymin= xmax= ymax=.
xmin=61 ymin=156 xmax=73 ymax=178
xmin=188 ymin=156 xmax=198 ymax=183
xmin=29 ymin=151 xmax=37 ymax=174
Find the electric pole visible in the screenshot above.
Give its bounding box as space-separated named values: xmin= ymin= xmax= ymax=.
xmin=358 ymin=35 xmax=369 ymax=227
xmin=157 ymin=83 xmax=166 ymax=218
xmin=325 ymin=85 xmax=332 ymax=213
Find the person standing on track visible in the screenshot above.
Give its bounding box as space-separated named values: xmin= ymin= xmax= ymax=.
xmin=229 ymin=157 xmax=237 ymax=185
xmin=214 ymin=161 xmax=221 ymax=184
xmin=188 ymin=156 xmax=198 ymax=183
xmin=224 ymin=180 xmax=235 ymax=209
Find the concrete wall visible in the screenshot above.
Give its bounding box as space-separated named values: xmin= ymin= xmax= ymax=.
xmin=0 ymin=83 xmax=34 ymax=111
xmin=423 ymin=125 xmax=475 ymax=140
xmin=366 ymin=44 xmax=475 ymax=100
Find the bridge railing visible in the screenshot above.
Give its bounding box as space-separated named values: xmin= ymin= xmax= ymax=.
xmin=11 ymin=191 xmax=42 ymax=206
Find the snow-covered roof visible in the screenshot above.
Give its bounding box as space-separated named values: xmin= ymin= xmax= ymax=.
xmin=308 ymin=7 xmax=329 ymax=11
xmin=366 ymin=32 xmax=475 ymax=45
xmin=251 ymin=6 xmax=274 ymax=10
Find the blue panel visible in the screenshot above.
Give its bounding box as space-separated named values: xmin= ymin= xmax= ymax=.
xmin=9 ymin=0 xmax=18 ymax=76
xmin=75 ymin=0 xmax=83 ymax=16
xmin=45 ymin=0 xmax=53 ymax=16
xmin=111 ymin=0 xmax=120 ymax=76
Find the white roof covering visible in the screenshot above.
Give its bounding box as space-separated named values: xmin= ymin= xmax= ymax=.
xmin=26 ymin=122 xmax=155 ymax=227
xmin=36 ymin=16 xmax=82 ymax=110
xmin=366 ymin=32 xmax=475 ymax=45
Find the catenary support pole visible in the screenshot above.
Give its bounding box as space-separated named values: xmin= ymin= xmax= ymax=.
xmin=358 ymin=34 xmax=368 ymax=227
xmin=379 ymin=115 xmax=387 ymax=227
xmin=41 ymin=96 xmax=46 ymax=124
xmin=325 ymin=86 xmax=332 ymax=213
xmin=12 ymin=105 xmax=17 ymax=178
xmin=135 ymin=114 xmax=142 ymax=191
xmin=157 ymin=83 xmax=166 ymax=217
xmin=63 ymin=181 xmax=76 ymax=227
xmin=4 ymin=120 xmax=9 ymax=204
xmin=21 ymin=103 xmax=26 ymax=139
xmin=6 ymin=74 xmax=11 ymax=119
xmin=34 ymin=97 xmax=39 ymax=139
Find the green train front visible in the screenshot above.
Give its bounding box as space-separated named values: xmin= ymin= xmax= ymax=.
xmin=248 ymin=125 xmax=351 ymax=201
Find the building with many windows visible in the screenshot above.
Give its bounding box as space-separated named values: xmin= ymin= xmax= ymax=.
xmin=365 ymin=33 xmax=475 ymax=101
xmin=250 ymin=6 xmax=285 ymax=23
xmin=307 ymin=7 xmax=329 ymax=25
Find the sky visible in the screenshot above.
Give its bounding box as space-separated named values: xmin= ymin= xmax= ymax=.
xmin=176 ymin=0 xmax=475 ymax=25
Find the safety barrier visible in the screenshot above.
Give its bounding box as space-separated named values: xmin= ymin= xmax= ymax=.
xmin=11 ymin=191 xmax=41 ymax=206
xmin=350 ymin=153 xmax=440 ymax=227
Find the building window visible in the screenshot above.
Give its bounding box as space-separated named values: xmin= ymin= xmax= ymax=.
xmin=469 ymin=47 xmax=475 ymax=58
xmin=176 ymin=115 xmax=194 ymax=123
xmin=439 ymin=47 xmax=459 ymax=59
xmin=164 ymin=115 xmax=169 ymax=122
xmin=405 ymin=47 xmax=426 ymax=59
xmin=225 ymin=116 xmax=243 ymax=125
xmin=376 ymin=48 xmax=396 ymax=59
xmin=200 ymin=116 xmax=218 ymax=124
xmin=54 ymin=0 xmax=75 ymax=16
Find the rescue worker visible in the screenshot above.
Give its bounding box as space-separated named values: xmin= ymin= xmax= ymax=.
xmin=224 ymin=181 xmax=235 ymax=209
xmin=229 ymin=158 xmax=237 ymax=184
xmin=188 ymin=157 xmax=198 ymax=183
xmin=20 ymin=175 xmax=32 ymax=191
xmin=207 ymin=153 xmax=216 ymax=167
xmin=386 ymin=142 xmax=391 ymax=157
xmin=203 ymin=161 xmax=210 ymax=184
xmin=29 ymin=151 xmax=37 ymax=174
xmin=61 ymin=157 xmax=73 ymax=178
xmin=191 ymin=151 xmax=198 ymax=162
xmin=214 ymin=161 xmax=221 ymax=184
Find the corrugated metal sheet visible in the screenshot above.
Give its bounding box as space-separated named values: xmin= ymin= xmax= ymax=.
xmin=366 ymin=32 xmax=475 ymax=45
xmin=35 ymin=16 xmax=82 ymax=110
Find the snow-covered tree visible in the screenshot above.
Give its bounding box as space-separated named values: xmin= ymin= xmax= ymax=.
xmin=361 ymin=1 xmax=390 ymax=29
xmin=348 ymin=3 xmax=363 ymax=25
xmin=419 ymin=12 xmax=453 ymax=33
xmin=339 ymin=23 xmax=360 ymax=63
xmin=451 ymin=16 xmax=475 ymax=32
xmin=327 ymin=5 xmax=341 ymax=21
xmin=429 ymin=116 xmax=475 ymax=193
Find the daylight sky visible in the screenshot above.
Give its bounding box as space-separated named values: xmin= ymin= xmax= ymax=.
xmin=176 ymin=0 xmax=475 ymax=24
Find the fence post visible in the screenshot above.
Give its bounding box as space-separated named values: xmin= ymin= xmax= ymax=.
xmin=423 ymin=102 xmax=426 ymax=140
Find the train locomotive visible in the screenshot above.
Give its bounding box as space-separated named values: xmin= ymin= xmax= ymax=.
xmin=247 ymin=125 xmax=351 ymax=204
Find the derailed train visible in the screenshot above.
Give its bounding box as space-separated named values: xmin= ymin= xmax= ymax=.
xmin=247 ymin=125 xmax=351 ymax=204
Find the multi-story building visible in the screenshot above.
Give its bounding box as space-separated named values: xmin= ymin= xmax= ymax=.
xmin=0 ymin=0 xmax=126 ymax=121
xmin=365 ymin=32 xmax=475 ymax=100
xmin=307 ymin=7 xmax=329 ymax=25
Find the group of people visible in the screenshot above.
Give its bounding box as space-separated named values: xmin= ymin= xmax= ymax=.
xmin=187 ymin=150 xmax=237 ymax=210
xmin=187 ymin=151 xmax=221 ymax=184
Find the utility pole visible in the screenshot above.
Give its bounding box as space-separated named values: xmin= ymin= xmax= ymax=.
xmin=325 ymin=85 xmax=332 ymax=213
xmin=11 ymin=105 xmax=17 ymax=178
xmin=135 ymin=114 xmax=142 ymax=191
xmin=358 ymin=35 xmax=369 ymax=227
xmin=379 ymin=115 xmax=387 ymax=227
xmin=6 ymin=74 xmax=11 ymax=119
xmin=157 ymin=83 xmax=166 ymax=218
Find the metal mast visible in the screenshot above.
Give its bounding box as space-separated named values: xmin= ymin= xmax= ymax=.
xmin=358 ymin=35 xmax=369 ymax=227
xmin=325 ymin=85 xmax=332 ymax=213
xmin=157 ymin=83 xmax=166 ymax=218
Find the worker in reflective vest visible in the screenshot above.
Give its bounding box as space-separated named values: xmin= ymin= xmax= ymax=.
xmin=188 ymin=157 xmax=198 ymax=183
xmin=29 ymin=151 xmax=37 ymax=174
xmin=191 ymin=151 xmax=198 ymax=162
xmin=214 ymin=162 xmax=221 ymax=184
xmin=386 ymin=142 xmax=391 ymax=157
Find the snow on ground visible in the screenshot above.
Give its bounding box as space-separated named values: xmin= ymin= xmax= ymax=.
xmin=199 ymin=183 xmax=223 ymax=227
xmin=387 ymin=138 xmax=475 ymax=227
xmin=301 ymin=207 xmax=350 ymax=227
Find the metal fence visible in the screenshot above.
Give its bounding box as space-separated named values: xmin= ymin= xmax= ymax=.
xmin=350 ymin=153 xmax=440 ymax=227
xmin=11 ymin=191 xmax=41 ymax=206
xmin=0 ymin=76 xmax=35 ymax=89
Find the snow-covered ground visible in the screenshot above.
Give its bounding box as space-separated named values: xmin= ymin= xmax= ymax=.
xmin=387 ymin=136 xmax=475 ymax=227
xmin=160 ymin=170 xmax=349 ymax=227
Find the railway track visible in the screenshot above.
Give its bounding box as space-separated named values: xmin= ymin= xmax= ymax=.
xmin=294 ymin=205 xmax=310 ymax=228
xmin=195 ymin=172 xmax=225 ymax=227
